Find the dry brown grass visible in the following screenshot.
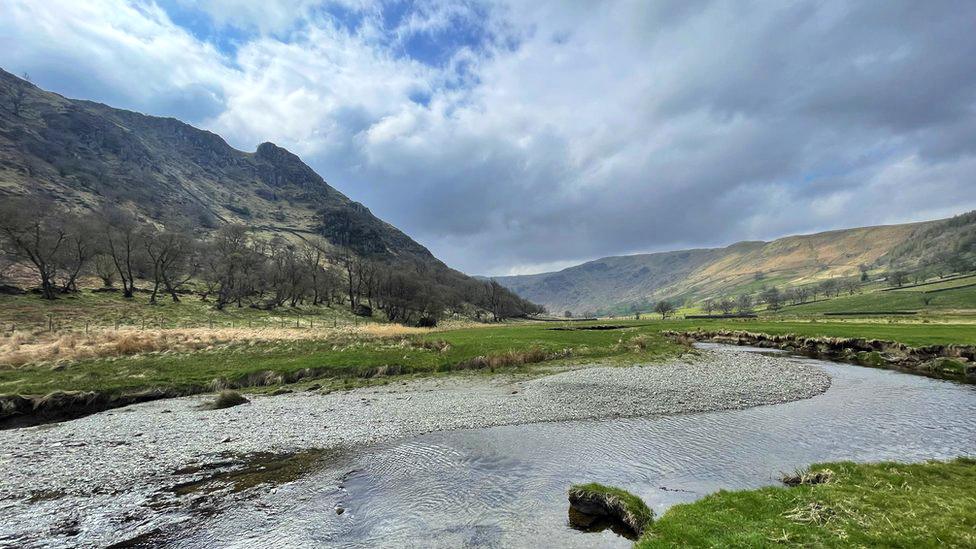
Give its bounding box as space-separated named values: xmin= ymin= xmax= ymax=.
xmin=454 ymin=346 xmax=567 ymax=371
xmin=614 ymin=334 xmax=653 ymax=353
xmin=0 ymin=322 xmax=434 ymax=368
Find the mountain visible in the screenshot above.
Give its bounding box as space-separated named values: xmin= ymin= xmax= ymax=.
xmin=494 ymin=214 xmax=976 ymax=315
xmin=0 ymin=68 xmax=533 ymax=314
xmin=0 ymin=69 xmax=431 ymax=260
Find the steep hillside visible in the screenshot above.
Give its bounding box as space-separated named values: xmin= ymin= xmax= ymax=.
xmin=496 ymin=215 xmax=976 ymax=315
xmin=0 ymin=68 xmax=535 ymax=316
xmin=0 ymin=69 xmax=431 ymax=261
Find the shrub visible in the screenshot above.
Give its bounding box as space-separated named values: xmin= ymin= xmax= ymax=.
xmin=203 ymin=389 xmax=249 ymax=410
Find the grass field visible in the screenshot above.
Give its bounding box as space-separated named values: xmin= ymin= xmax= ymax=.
xmin=659 ymin=318 xmax=976 ymax=346
xmin=2 ymin=286 xmax=976 ymax=400
xmin=0 ymin=322 xmax=682 ymax=396
xmin=3 ymin=315 xmax=974 ymax=398
xmin=889 ymin=274 xmax=976 ymax=292
xmin=636 ymin=458 xmax=976 ymax=548
xmin=774 ymin=285 xmax=976 ymax=316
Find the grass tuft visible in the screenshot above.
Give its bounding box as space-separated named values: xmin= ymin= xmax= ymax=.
xmin=568 ymin=483 xmax=654 ymax=537
xmin=203 ymin=389 xmax=249 ymax=410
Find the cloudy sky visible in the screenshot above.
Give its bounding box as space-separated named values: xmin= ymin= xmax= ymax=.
xmin=3 ymin=1 xmax=976 ymax=275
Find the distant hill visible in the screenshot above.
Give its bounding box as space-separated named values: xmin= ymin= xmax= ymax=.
xmin=0 ymin=68 xmax=533 ymax=314
xmin=494 ymin=214 xmax=976 ymax=315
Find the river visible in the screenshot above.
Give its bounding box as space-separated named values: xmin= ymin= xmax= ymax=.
xmin=167 ymin=345 xmax=976 ymax=548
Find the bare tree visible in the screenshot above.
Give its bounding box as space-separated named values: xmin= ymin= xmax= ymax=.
xmin=99 ymin=208 xmax=142 ymax=298
xmin=889 ymin=270 xmax=909 ymax=288
xmin=858 ymin=263 xmax=870 ymax=282
xmin=654 ymin=300 xmax=675 ymax=319
xmin=820 ymin=279 xmax=842 ymax=298
xmin=761 ymin=287 xmax=782 ymax=310
xmin=143 ymin=228 xmax=196 ymax=303
xmin=702 ymin=298 xmax=715 ymax=316
xmin=482 ymin=279 xmax=505 ymax=321
xmin=301 ymin=241 xmax=329 ymax=305
xmin=796 ymin=286 xmax=811 ymax=304
xmin=719 ymin=298 xmax=735 ymax=315
xmin=54 ymin=216 xmax=97 ymax=293
xmin=0 ymin=198 xmax=67 ymax=299
xmin=93 ymin=254 xmax=117 ymax=287
xmin=735 ymin=294 xmax=753 ymax=313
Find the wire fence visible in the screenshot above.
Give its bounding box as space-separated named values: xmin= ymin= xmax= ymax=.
xmin=1 ymin=313 xmax=371 ymax=336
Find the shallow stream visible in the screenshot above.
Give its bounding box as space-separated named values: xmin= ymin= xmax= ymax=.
xmin=169 ymin=345 xmax=976 ymax=548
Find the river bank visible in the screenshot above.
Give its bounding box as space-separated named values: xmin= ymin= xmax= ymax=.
xmin=0 ymin=348 xmax=828 ymax=547
xmin=666 ymin=329 xmax=976 ymax=382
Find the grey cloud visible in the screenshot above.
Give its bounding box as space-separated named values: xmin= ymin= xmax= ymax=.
xmin=336 ymin=0 xmax=976 ymax=274
xmin=4 ymin=0 xmax=976 ymax=276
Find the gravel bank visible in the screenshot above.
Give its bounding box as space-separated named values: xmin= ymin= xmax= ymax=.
xmin=0 ymin=348 xmax=829 ymax=548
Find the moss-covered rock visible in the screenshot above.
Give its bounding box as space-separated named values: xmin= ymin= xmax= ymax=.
xmin=568 ymin=483 xmax=654 ymax=538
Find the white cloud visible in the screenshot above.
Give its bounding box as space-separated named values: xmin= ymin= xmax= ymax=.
xmin=2 ymin=0 xmax=975 ymax=275
xmin=2 ymin=0 xmax=233 ymax=117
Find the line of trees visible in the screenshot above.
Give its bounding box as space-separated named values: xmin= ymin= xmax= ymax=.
xmin=0 ymin=198 xmax=543 ymax=324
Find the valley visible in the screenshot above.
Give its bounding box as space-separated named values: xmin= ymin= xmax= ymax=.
xmin=3 ymin=8 xmax=976 ymax=545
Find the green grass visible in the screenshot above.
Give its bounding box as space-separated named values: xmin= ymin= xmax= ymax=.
xmin=890 ymin=274 xmax=976 ymax=292
xmin=5 ymin=314 xmax=975 ymax=397
xmin=0 ymin=323 xmax=681 ymax=396
xmin=622 ymin=318 xmax=976 ymax=346
xmin=637 ymin=458 xmax=976 ymax=548
xmin=775 ymin=285 xmax=976 ymax=316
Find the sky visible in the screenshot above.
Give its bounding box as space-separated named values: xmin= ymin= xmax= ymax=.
xmin=2 ymin=0 xmax=976 ymax=276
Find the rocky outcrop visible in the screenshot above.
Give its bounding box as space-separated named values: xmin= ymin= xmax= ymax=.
xmin=667 ymin=329 xmax=976 ymax=382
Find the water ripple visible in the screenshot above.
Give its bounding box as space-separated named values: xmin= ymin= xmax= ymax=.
xmin=172 ymin=352 xmax=976 ymax=548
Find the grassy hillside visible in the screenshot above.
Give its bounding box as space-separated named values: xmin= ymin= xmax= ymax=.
xmin=776 ymin=285 xmax=976 ymax=316
xmin=495 ymin=248 xmax=722 ymax=315
xmin=497 ymin=213 xmax=976 ymax=316
xmin=496 ymin=220 xmax=944 ymax=314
